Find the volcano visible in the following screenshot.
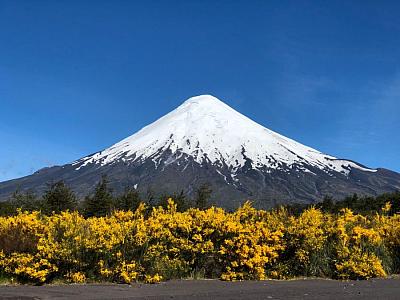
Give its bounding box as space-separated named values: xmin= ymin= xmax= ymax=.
xmin=1 ymin=95 xmax=399 ymax=209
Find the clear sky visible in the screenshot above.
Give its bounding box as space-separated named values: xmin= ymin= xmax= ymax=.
xmin=0 ymin=0 xmax=399 ymax=182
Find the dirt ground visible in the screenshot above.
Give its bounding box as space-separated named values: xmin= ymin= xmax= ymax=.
xmin=1 ymin=278 xmax=399 ymax=300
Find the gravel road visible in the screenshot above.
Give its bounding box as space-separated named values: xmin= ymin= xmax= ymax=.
xmin=1 ymin=278 xmax=399 ymax=300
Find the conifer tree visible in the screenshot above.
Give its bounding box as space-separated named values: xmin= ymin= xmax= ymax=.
xmin=43 ymin=181 xmax=77 ymax=214
xmin=116 ymin=187 xmax=141 ymax=211
xmin=318 ymin=195 xmax=334 ymax=212
xmin=157 ymin=190 xmax=188 ymax=212
xmin=0 ymin=200 xmax=16 ymax=216
xmin=83 ymin=175 xmax=114 ymax=217
xmin=157 ymin=193 xmax=170 ymax=209
xmin=174 ymin=190 xmax=188 ymax=212
xmin=145 ymin=187 xmax=157 ymax=208
xmin=10 ymin=188 xmax=42 ymax=212
xmin=195 ymin=183 xmax=212 ymax=210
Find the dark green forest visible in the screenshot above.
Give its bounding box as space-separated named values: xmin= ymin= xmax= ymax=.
xmin=0 ymin=176 xmax=399 ymax=217
xmin=0 ymin=176 xmax=214 ymax=217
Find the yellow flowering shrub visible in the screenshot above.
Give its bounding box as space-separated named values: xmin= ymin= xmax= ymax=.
xmin=0 ymin=253 xmax=57 ymax=283
xmin=288 ymin=208 xmax=328 ymax=263
xmin=0 ymin=201 xmax=399 ymax=284
xmin=373 ymin=204 xmax=400 ymax=274
xmin=217 ymin=202 xmax=284 ymax=280
xmin=115 ymin=261 xmax=138 ymax=283
xmin=68 ymin=271 xmax=86 ymax=283
xmin=272 ymin=207 xmax=332 ymax=277
xmin=144 ymin=273 xmax=162 ymax=284
xmin=332 ymin=209 xmax=387 ymax=279
xmin=0 ymin=210 xmax=46 ymax=254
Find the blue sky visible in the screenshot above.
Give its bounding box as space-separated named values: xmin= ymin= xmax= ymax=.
xmin=0 ymin=0 xmax=399 ymax=181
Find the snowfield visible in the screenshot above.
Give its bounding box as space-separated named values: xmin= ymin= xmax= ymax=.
xmin=74 ymin=95 xmax=377 ymax=176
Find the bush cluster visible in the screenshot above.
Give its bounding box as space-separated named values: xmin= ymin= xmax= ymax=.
xmin=0 ymin=177 xmax=213 ymax=217
xmin=0 ymin=200 xmax=399 ymax=284
xmin=286 ymin=192 xmax=400 ymax=216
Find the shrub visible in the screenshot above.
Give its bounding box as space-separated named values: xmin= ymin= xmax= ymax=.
xmin=0 ymin=200 xmax=398 ymax=284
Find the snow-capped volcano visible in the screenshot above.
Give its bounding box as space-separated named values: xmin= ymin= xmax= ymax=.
xmin=74 ymin=95 xmax=375 ymax=176
xmin=1 ymin=95 xmax=399 ymax=208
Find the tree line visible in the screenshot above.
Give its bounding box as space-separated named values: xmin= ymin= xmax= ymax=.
xmin=1 ymin=176 xmax=399 ymax=217
xmin=0 ymin=175 xmax=213 ymax=217
xmin=284 ymin=191 xmax=400 ymax=216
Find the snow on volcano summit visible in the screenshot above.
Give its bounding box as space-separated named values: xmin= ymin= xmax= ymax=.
xmin=74 ymin=95 xmax=376 ymax=175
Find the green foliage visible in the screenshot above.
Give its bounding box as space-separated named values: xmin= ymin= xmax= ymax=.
xmin=115 ymin=187 xmax=141 ymax=211
xmin=7 ymin=189 xmax=44 ymax=214
xmin=145 ymin=188 xmax=157 ymax=208
xmin=194 ymin=183 xmax=212 ymax=210
xmin=157 ymin=190 xmax=188 ymax=212
xmin=82 ymin=175 xmax=114 ymax=217
xmin=325 ymin=192 xmax=400 ymax=215
xmin=173 ymin=190 xmax=189 ymax=212
xmin=285 ymin=192 xmax=400 ymax=216
xmin=0 ymin=201 xmax=16 ymax=217
xmin=42 ymin=181 xmax=77 ymax=214
xmin=2 ymin=175 xmax=398 ymax=221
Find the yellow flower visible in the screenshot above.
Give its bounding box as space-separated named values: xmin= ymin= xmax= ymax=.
xmin=69 ymin=272 xmax=86 ymax=283
xmin=144 ymin=274 xmax=162 ymax=284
